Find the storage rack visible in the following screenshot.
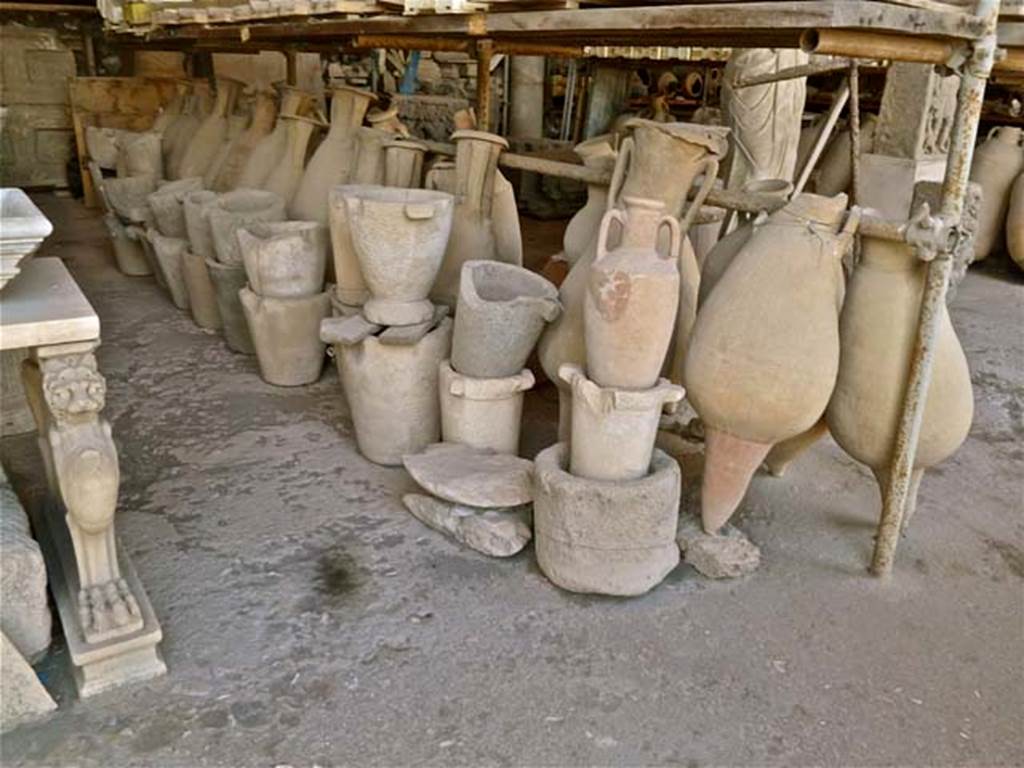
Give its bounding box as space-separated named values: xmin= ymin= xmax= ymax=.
xmin=108 ymin=0 xmax=1017 ymax=577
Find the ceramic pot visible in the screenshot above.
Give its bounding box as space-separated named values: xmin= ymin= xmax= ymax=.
xmin=182 ymin=190 xmax=219 ymax=260
xmin=208 ymin=189 xmax=287 ymax=266
xmin=686 ymin=193 xmax=856 ymax=533
xmin=451 ymin=260 xmax=560 ymax=378
xmin=351 ymin=127 xmax=394 ymax=186
xmin=334 ymin=317 xmax=452 ymax=466
xmin=136 ymin=227 xmax=165 ymax=288
xmin=178 ymin=80 xmax=241 ymax=181
xmin=212 ymin=92 xmax=278 ymax=192
xmin=85 ymin=126 xmax=123 ymax=169
xmin=237 ymin=86 xmax=315 ymax=190
xmin=1008 ymin=172 xmax=1024 ymax=270
xmin=538 ymin=119 xmax=727 ymax=429
xmin=204 ymin=113 xmax=248 ymax=190
xmin=238 ymin=221 xmax=327 ymax=299
xmin=826 ymin=227 xmax=973 ymax=525
xmin=493 ymin=170 xmax=523 ymax=268
xmin=816 ymin=115 xmax=878 ymax=197
xmin=291 ymin=87 xmax=376 ymax=223
xmin=166 ymin=85 xmax=212 ymax=180
xmin=533 ymin=443 xmax=681 ymax=597
xmin=697 ymin=221 xmax=754 ymax=307
xmin=104 ymin=214 xmax=151 ymax=276
xmin=689 ymin=205 xmax=726 ymax=270
xmin=116 ymin=131 xmax=163 ymax=180
xmin=584 ymin=196 xmax=681 ymax=390
xmin=969 ymin=126 xmax=1024 ymax=261
xmin=383 ymin=139 xmax=428 ymax=188
xmin=424 ymin=159 xmax=456 ymax=194
xmin=240 ymin=287 xmax=330 ymax=386
xmin=148 ymin=177 xmax=203 ymax=238
xmin=431 ymin=130 xmax=510 ymax=307
xmin=153 ymin=80 xmax=187 ymax=138
xmin=263 ymin=115 xmax=322 ymax=210
xmin=439 ymin=361 xmax=534 ymax=455
xmin=205 ymin=258 xmax=254 ymax=353
xmin=181 ymin=248 xmax=222 ymax=330
xmin=560 ymin=364 xmax=683 ymax=482
xmin=104 ymin=176 xmax=156 ymax=224
xmin=563 ymin=135 xmax=617 ymax=266
xmin=367 ymin=104 xmax=409 ymax=137
xmin=148 ymin=232 xmax=191 ymax=310
xmin=342 ymin=186 xmax=455 ymax=326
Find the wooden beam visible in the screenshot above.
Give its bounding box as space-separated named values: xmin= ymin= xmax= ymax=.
xmin=475 ymin=38 xmax=494 ymax=131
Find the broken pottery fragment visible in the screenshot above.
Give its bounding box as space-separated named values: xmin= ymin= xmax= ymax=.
xmin=240 ymin=288 xmax=330 ymax=386
xmin=238 ymin=220 xmax=327 ymax=299
xmin=342 ymin=185 xmax=455 ymax=326
xmin=208 ymin=189 xmax=286 ymax=266
xmin=451 ymin=260 xmax=560 ymax=379
xmin=533 ymin=443 xmax=680 ymax=597
xmin=676 ymin=515 xmax=761 ymax=579
xmin=206 ymin=258 xmax=254 ymax=353
xmin=403 ymin=442 xmax=533 ymax=508
xmin=402 ymin=494 xmax=531 ymax=558
xmin=560 ymin=364 xmax=683 ymax=482
xmin=147 ymin=232 xmax=191 ymax=310
xmin=104 ymin=215 xmax=151 ymax=276
xmin=439 ymin=361 xmax=534 ymax=455
xmin=147 ymin=177 xmax=203 ymax=238
xmin=334 ymin=317 xmax=451 ymax=465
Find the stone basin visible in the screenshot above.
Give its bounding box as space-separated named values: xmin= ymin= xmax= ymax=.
xmin=0 ymin=189 xmax=53 ymax=292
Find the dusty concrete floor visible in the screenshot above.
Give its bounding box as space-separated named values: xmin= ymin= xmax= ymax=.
xmin=1 ymin=194 xmax=1022 ymax=767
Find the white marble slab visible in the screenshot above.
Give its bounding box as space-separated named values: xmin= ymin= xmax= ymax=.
xmin=0 ymin=258 xmax=99 ymax=351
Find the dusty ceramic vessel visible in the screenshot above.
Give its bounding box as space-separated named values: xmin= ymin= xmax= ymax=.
xmin=816 ymin=115 xmax=878 ymax=197
xmin=969 ymin=126 xmax=1023 ymax=261
xmin=432 ymin=130 xmax=510 ymax=307
xmin=208 ymin=189 xmax=286 ymax=266
xmin=533 ymin=443 xmax=680 ymax=597
xmin=178 ymin=80 xmax=241 ymax=181
xmin=686 ymin=193 xmax=855 ymax=533
xmin=85 ymin=126 xmax=124 ymax=169
xmin=237 ymin=86 xmax=315 ymax=190
xmin=104 ymin=215 xmax=151 ymax=276
xmin=826 ymin=227 xmax=973 ymax=526
xmin=563 ymin=135 xmax=617 ymax=266
xmin=559 ymin=364 xmax=683 ymax=482
xmin=136 ymin=228 xmax=166 ymax=289
xmin=205 ymin=258 xmax=255 ymax=353
xmin=451 ymin=260 xmax=560 ymax=378
xmin=147 ymin=177 xmax=203 ymax=238
xmin=1008 ymin=172 xmax=1024 ymax=270
xmin=291 ymin=87 xmax=376 ymax=224
xmin=182 ymin=190 xmax=219 ymax=259
xmin=584 ymin=196 xmax=681 ymax=389
xmin=367 ymin=104 xmax=409 ymax=137
xmin=342 ymin=186 xmax=455 ymax=326
xmin=351 ymin=127 xmax=393 ymax=186
xmin=203 ymin=114 xmax=248 ymax=191
xmin=383 ymin=139 xmax=428 ymax=188
xmin=104 ymin=176 xmax=156 ymax=224
xmin=116 ymin=131 xmax=163 ymax=180
xmin=333 ymin=317 xmax=452 ymax=466
xmin=238 ymin=221 xmax=327 ymax=299
xmin=439 ymin=361 xmax=534 ymax=455
xmin=181 ymin=248 xmax=222 ymax=330
xmin=165 ymin=86 xmax=211 ymax=180
xmin=263 ymin=115 xmax=322 ymax=210
xmin=240 ymin=287 xmax=330 ymax=386
xmin=492 ymin=170 xmax=523 ymax=268
xmin=147 ymin=232 xmax=191 ymax=310
xmin=156 ymin=80 xmax=191 ymax=164
xmin=212 ymin=91 xmax=277 ymax=192
xmin=689 ymin=205 xmax=726 ymax=269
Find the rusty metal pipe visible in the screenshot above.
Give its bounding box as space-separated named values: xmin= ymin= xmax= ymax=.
xmin=793 ymin=78 xmax=850 ymax=198
xmin=734 ymin=58 xmax=852 ymax=88
xmin=800 ymin=28 xmax=961 ymax=65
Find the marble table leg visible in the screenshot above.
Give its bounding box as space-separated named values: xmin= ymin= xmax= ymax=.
xmin=21 ymin=340 xmax=165 ymax=697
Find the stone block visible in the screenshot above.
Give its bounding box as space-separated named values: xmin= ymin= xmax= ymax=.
xmin=1 ymin=632 xmax=56 ymax=732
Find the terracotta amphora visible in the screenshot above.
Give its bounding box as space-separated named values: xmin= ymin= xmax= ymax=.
xmin=1008 ymin=172 xmax=1024 ymax=270
xmin=826 ymin=228 xmax=974 ymax=529
xmin=686 ymin=193 xmax=857 ymax=533
xmin=969 ymin=126 xmax=1024 ymax=261
xmin=263 ymin=115 xmax=323 ymax=211
xmin=351 ymin=127 xmax=395 ymax=186
xmin=343 ymin=186 xmax=455 ymax=326
xmin=291 ymin=86 xmax=376 ymax=224
xmin=451 ymin=260 xmax=561 ymax=379
xmin=237 ymin=86 xmax=315 ymax=190
xmin=431 ymin=130 xmax=510 ymax=307
xmin=212 ymin=91 xmax=278 ymax=192
xmin=562 ymin=134 xmax=617 ymax=266
xmin=178 ymin=80 xmax=241 ymax=181
xmin=584 ymin=196 xmax=681 ymax=390
xmin=238 ymin=220 xmax=327 ymax=299
xmin=204 ymin=114 xmax=247 ymax=190
xmin=154 ymin=80 xmax=188 ymax=144
xmin=383 ymin=139 xmax=428 ymax=188
xmin=816 ymin=115 xmax=878 ymax=197
xmin=164 ymin=89 xmax=205 ymax=180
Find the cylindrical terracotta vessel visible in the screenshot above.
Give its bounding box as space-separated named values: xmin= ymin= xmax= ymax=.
xmin=208 ymin=189 xmax=287 ymax=266
xmin=204 ymin=113 xmax=248 ymax=191
xmin=969 ymin=126 xmax=1024 ymax=261
xmin=116 ymin=131 xmax=163 ymax=181
xmin=213 ymin=91 xmax=278 ymax=192
xmin=148 ymin=232 xmax=191 ymax=310
xmin=104 ymin=214 xmax=151 ymax=276
xmin=178 ymin=79 xmax=241 ymax=181
xmin=263 ymin=115 xmax=322 ymax=211
xmin=238 ymin=221 xmax=327 ymax=299
xmin=439 ymin=361 xmax=534 ymax=455
xmin=584 ymin=196 xmax=681 ymax=390
xmin=148 ymin=177 xmax=203 ymax=238
xmin=205 ymin=258 xmax=255 ymax=354
xmin=383 ymin=139 xmax=428 ymax=189
xmin=181 ymin=248 xmax=222 ymax=330
xmin=239 ymin=287 xmax=330 ymax=386
xmin=237 ymin=86 xmax=315 ymax=190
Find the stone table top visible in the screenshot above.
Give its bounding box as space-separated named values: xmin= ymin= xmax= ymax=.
xmin=0 ymin=258 xmax=99 ymax=351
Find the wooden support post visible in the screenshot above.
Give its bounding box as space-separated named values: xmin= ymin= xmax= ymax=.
xmin=475 ymin=39 xmax=494 ymax=132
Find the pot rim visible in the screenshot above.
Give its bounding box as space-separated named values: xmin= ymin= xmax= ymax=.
xmin=451 ymin=129 xmax=510 ymax=150
xmin=460 ymin=259 xmax=560 ymax=309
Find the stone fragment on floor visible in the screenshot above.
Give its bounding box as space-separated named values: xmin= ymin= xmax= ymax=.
xmin=403 ymin=493 xmax=532 ymax=557
xmin=0 ymin=469 xmax=51 ymax=662
xmin=1 ymin=631 xmax=56 ymax=732
xmin=402 ymin=443 xmax=533 ymax=508
xmin=677 ymin=515 xmax=761 ymax=579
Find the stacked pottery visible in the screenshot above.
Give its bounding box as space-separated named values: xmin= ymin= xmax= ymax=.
xmin=165 ymin=83 xmax=211 ymax=179
xmin=177 ymin=79 xmax=242 ymax=182
xmin=182 ymin=190 xmax=224 ymax=329
xmin=116 ymin=131 xmax=163 ymax=181
xmin=969 ymin=126 xmax=1023 ymax=262
xmin=320 ymin=186 xmax=456 ymax=465
xmin=237 ymin=222 xmax=330 ymax=386
xmin=538 ymin=119 xmax=729 ymax=439
xmin=211 ymin=90 xmax=278 ymax=192
xmin=237 ymin=86 xmax=316 ymax=190
xmin=206 ymin=189 xmax=287 ymax=353
xmin=442 ymin=260 xmax=560 ymax=454
xmin=562 ymin=134 xmax=617 ymax=266
xmin=203 ymin=113 xmax=249 ymax=191
xmin=146 ymin=177 xmax=203 ymax=308
xmin=101 ymin=175 xmax=157 ymax=277
xmin=535 ymin=197 xmax=685 ymax=597
xmin=685 ymin=193 xmax=858 ymax=535
xmin=263 ymin=114 xmax=325 ymax=211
